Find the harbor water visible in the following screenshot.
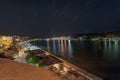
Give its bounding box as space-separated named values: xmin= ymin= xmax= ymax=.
xmin=30 ymin=38 xmax=120 ymax=80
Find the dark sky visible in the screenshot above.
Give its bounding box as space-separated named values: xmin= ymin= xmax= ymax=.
xmin=0 ymin=0 xmax=120 ymax=37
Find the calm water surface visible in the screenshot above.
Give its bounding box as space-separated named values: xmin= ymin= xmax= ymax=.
xmin=30 ymin=39 xmax=120 ymax=80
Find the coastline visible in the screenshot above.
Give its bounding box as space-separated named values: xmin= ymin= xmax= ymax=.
xmin=21 ymin=42 xmax=103 ymax=80
xmin=0 ymin=41 xmax=103 ymax=80
xmin=42 ymin=49 xmax=103 ymax=80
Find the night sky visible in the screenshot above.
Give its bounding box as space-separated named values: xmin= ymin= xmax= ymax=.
xmin=0 ymin=0 xmax=120 ymax=37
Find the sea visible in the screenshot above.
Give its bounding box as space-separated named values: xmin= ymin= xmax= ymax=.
xmin=30 ymin=38 xmax=120 ymax=80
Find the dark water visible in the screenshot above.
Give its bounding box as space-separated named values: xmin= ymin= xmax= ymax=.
xmin=30 ymin=38 xmax=120 ymax=80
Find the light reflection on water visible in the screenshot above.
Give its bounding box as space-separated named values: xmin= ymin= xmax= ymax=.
xmin=30 ymin=39 xmax=120 ymax=80
xmin=103 ymin=38 xmax=120 ymax=60
xmin=53 ymin=39 xmax=56 ymax=54
xmin=47 ymin=39 xmax=50 ymax=51
xmin=68 ymin=40 xmax=73 ymax=58
xmin=47 ymin=39 xmax=73 ymax=58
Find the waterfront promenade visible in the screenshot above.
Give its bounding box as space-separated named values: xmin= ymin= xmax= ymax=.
xmin=0 ymin=39 xmax=103 ymax=80
xmin=16 ymin=40 xmax=103 ymax=80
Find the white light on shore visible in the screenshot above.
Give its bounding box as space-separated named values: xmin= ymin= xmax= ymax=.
xmin=18 ymin=49 xmax=24 ymax=57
